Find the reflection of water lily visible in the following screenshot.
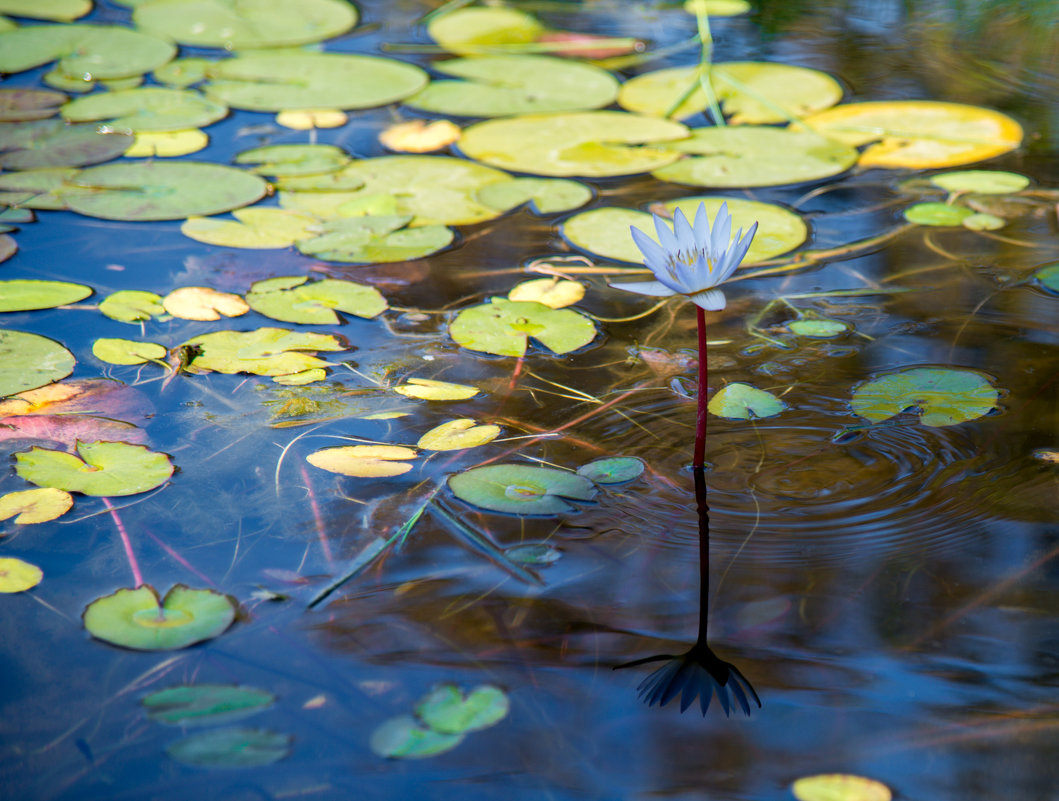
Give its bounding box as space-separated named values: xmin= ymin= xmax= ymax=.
xmin=611 ymin=202 xmax=757 ymax=311
xmin=618 ymin=642 xmax=760 ymax=717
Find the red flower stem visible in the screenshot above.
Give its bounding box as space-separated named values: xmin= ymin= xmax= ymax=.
xmin=693 ymin=306 xmax=708 ymax=469
xmin=103 ymin=497 xmax=143 ymax=588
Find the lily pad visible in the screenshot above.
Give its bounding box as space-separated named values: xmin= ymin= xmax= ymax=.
xmin=577 ymin=456 xmax=645 ymax=484
xmin=476 ymin=177 xmax=592 ymax=215
xmin=426 ymin=6 xmax=543 ymax=55
xmin=92 ymin=338 xmax=167 ymax=366
xmin=0 ymin=166 xmax=78 ymax=210
xmin=163 ymin=286 xmax=248 ymax=321
xmin=903 ymin=202 xmax=974 ymax=226
xmin=276 ymin=108 xmax=348 ymax=130
xmin=379 ymin=119 xmax=461 ymax=153
xmin=392 ymin=378 xmax=479 ymax=401
xmin=449 ymin=297 xmax=596 ymax=357
xmin=415 ymin=685 xmax=509 ymax=734
xmin=181 ymin=207 xmax=318 ymax=249
xmin=449 ymin=463 xmax=596 ymax=515
xmin=962 ymin=212 xmax=1005 ymax=231
xmin=306 ymin=444 xmax=417 ymax=478
xmin=652 ymin=126 xmax=858 ymax=188
xmin=0 ymin=88 xmax=67 ymax=121
xmin=142 ymin=684 xmax=275 ymax=727
xmin=83 ymin=584 xmax=236 ymax=650
xmin=184 ymin=328 xmax=347 ymax=377
xmin=930 ymin=170 xmax=1029 ymax=194
xmin=62 ymin=161 xmax=267 ymax=221
xmin=0 ymin=24 xmax=175 ymax=80
xmin=99 ymin=290 xmax=166 ymax=322
xmin=459 ymin=111 xmax=689 ymax=177
xmin=0 ymin=330 xmax=75 ymax=397
xmin=126 ymin=129 xmax=209 ymax=158
xmin=62 ymin=88 xmax=228 ymax=132
xmin=0 ymin=0 xmax=91 ymax=22
xmin=417 ymin=419 xmax=500 ymax=451
xmin=16 ymin=440 xmax=174 ymax=495
xmin=708 ymin=383 xmax=786 ymax=419
xmin=134 ymin=0 xmax=356 ymax=49
xmin=1033 ymin=263 xmax=1059 ymax=294
xmin=0 ymin=487 xmax=73 ymax=524
xmin=802 ymin=100 xmax=1023 ymax=169
xmin=619 ymin=62 xmax=843 ymax=124
xmin=792 ymin=774 xmax=892 ymax=801
xmin=153 ymin=57 xmax=212 ymax=88
xmin=850 ymin=366 xmax=998 ymax=427
xmin=0 ymin=119 xmax=133 ymax=170
xmin=0 ymin=279 xmax=91 ymax=311
xmin=166 ymin=727 xmax=291 ymax=767
xmin=788 ymin=318 xmax=849 ymax=338
xmin=370 ymin=715 xmax=464 ymax=759
xmin=296 ymin=215 xmax=455 ymax=264
xmin=235 ymin=144 xmax=350 ymax=177
xmin=405 ymin=55 xmax=619 ymax=117
xmin=0 ymin=557 xmax=43 ymax=593
xmin=245 ymin=276 xmax=387 ymax=324
xmin=204 ymin=52 xmax=427 ymax=112
xmin=507 ymin=278 xmax=584 ymax=309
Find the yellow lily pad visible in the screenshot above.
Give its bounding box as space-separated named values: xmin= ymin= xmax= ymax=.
xmin=393 ymin=378 xmax=480 ymax=401
xmin=92 ymin=338 xmax=167 ymax=366
xmin=276 ymin=109 xmax=348 ymax=130
xmin=417 ymin=419 xmax=500 ymax=451
xmin=379 ymin=119 xmax=461 ymax=153
xmin=0 ymin=487 xmax=73 ymax=524
xmin=0 ymin=557 xmax=43 ymax=592
xmin=163 ymin=287 xmax=249 ymax=321
xmin=126 ymin=130 xmax=209 ymax=158
xmin=306 ymin=444 xmax=417 ymax=477
xmin=181 ymin=208 xmax=319 ymax=249
xmin=507 ymin=278 xmax=584 ymax=309
xmin=792 ymin=774 xmax=892 ymax=801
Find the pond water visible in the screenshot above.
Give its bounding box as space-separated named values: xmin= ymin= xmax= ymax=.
xmin=2 ymin=0 xmax=1059 ymax=799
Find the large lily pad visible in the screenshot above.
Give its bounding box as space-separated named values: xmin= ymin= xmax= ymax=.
xmin=0 ymin=119 xmax=133 ymax=169
xmin=62 ymin=88 xmax=228 ymax=132
xmin=204 ymin=52 xmax=428 ymax=112
xmin=15 ymin=440 xmax=174 ymax=495
xmin=405 ymin=55 xmax=619 ymax=117
xmin=802 ymin=100 xmax=1023 ymax=169
xmin=83 ymin=584 xmax=237 ymax=651
xmin=0 ymin=166 xmax=78 ymax=210
xmin=449 ymin=298 xmax=596 ymax=357
xmin=0 ymin=279 xmax=92 ymax=311
xmin=652 ymin=126 xmax=857 ymax=188
xmin=427 ymin=6 xmax=543 ymax=55
xmin=0 ymin=0 xmax=91 ymax=22
xmin=184 ymin=327 xmax=347 ymax=377
xmin=449 ymin=463 xmax=597 ymax=515
xmin=142 ymin=684 xmax=275 ymax=726
xmin=0 ymin=330 xmax=75 ymax=397
xmin=133 ymin=0 xmax=357 ymax=49
xmin=62 ymin=161 xmax=267 ymax=221
xmin=0 ymin=24 xmax=176 ymax=79
xmin=166 ymin=727 xmax=291 ymax=767
xmin=245 ymin=276 xmax=387 ymax=324
xmin=850 ymin=366 xmax=998 ymax=427
xmin=458 ymin=111 xmax=689 ymax=177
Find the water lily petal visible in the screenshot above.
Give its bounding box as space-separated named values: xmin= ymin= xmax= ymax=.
xmin=609 ymin=279 xmax=678 ymax=297
xmin=671 ymin=206 xmax=696 ymax=253
xmin=692 ymin=202 xmax=712 ymax=252
xmin=688 ymin=287 xmax=727 ymax=311
xmin=629 ymin=225 xmax=668 ymax=269
xmin=710 ymin=203 xmax=733 ymax=264
xmin=652 ymin=212 xmax=680 ymax=255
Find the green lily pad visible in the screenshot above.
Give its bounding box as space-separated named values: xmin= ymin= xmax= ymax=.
xmin=618 ymin=62 xmax=843 ymax=124
xmin=0 ymin=166 xmax=78 ymax=210
xmin=296 ymin=215 xmax=455 ymax=264
xmin=62 ymin=88 xmax=228 ymax=132
xmin=577 ymin=456 xmax=645 ymax=484
xmin=0 ymin=0 xmax=91 ymax=21
xmin=99 ymin=290 xmax=166 ymax=323
xmin=245 ymin=276 xmax=387 ymax=324
xmin=184 ymin=327 xmax=347 ymax=377
xmin=16 ymin=440 xmax=174 ymax=495
xmin=134 ymin=0 xmax=356 ymax=49
xmin=370 ymin=715 xmax=465 ymax=759
xmin=930 ymin=170 xmax=1029 ymax=194
xmin=850 ymin=366 xmax=998 ymax=427
xmin=142 ymin=684 xmax=275 ymax=726
xmin=153 ymin=57 xmax=212 ymax=88
xmin=652 ymin=126 xmax=858 ymax=188
xmin=708 ymin=382 xmax=786 ymax=419
xmin=166 ymin=727 xmax=291 ymax=768
xmin=235 ymin=144 xmax=350 ymax=177
xmin=788 ymin=318 xmax=849 ymax=338
xmin=962 ymin=212 xmax=1005 ymax=231
xmin=1033 ymin=262 xmax=1059 ymax=294
xmin=0 ymin=24 xmax=176 ymax=79
xmin=449 ymin=463 xmax=597 ymax=515
xmin=449 ymin=297 xmax=596 ymax=357
xmin=0 ymin=234 xmax=15 ymax=260
xmin=427 ymin=6 xmax=543 ymax=55
xmin=903 ymin=202 xmax=974 ymax=226
xmin=563 ymin=197 xmax=805 ymax=265
xmin=0 ymin=279 xmax=91 ymax=311
xmin=415 ymin=685 xmax=509 ymax=735
xmin=476 ymin=177 xmax=592 ymax=214
xmin=84 ymin=585 xmax=236 ymax=651
xmin=405 ymin=55 xmax=619 ymax=117
xmin=62 ymin=161 xmax=267 ymax=221
xmin=459 ymin=111 xmax=689 ymax=177
xmin=0 ymin=330 xmax=75 ymax=396
xmin=92 ymin=337 xmax=167 ymax=366
xmin=0 ymin=88 xmax=67 ymax=121
xmin=204 ymin=52 xmax=427 ymax=112
xmin=181 ymin=207 xmax=318 ymax=249
xmin=0 ymin=119 xmax=133 ymax=170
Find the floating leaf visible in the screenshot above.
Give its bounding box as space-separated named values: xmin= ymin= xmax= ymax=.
xmin=652 ymin=126 xmax=857 ymax=188
xmin=507 ymin=278 xmax=584 ymax=308
xmin=802 ymin=100 xmax=1023 ymax=169
xmin=276 ymin=108 xmax=347 ymax=130
xmin=450 ymin=298 xmax=596 ymax=357
xmin=903 ymin=202 xmax=974 ymax=226
xmin=142 ymin=684 xmax=275 ymax=727
xmin=415 ymin=685 xmax=509 ymax=735
xmin=134 ymin=0 xmax=356 ymax=49
xmin=272 ymin=368 xmax=326 ymax=386
xmin=153 ymin=57 xmax=211 ymax=88
xmin=235 ymin=144 xmax=350 ymax=177
xmin=962 ymin=212 xmax=1005 ymax=231
xmin=62 ymin=88 xmax=227 ymax=133
xmin=930 ymin=170 xmax=1029 ymax=194
xmin=426 ymin=6 xmax=543 ymax=55
xmin=449 ymin=464 xmax=596 ymax=515
xmin=0 ymin=378 xmax=150 ymax=420
xmin=0 ymin=234 xmax=15 ymax=262
xmin=459 ymin=111 xmax=688 ymax=177
xmin=1033 ymin=263 xmax=1059 ymax=294
xmin=204 ymin=52 xmax=427 ymax=112
xmin=0 ymin=487 xmax=73 ymax=524
xmin=296 ymin=215 xmax=455 ymax=264
xmin=476 ymin=177 xmax=592 ymax=214
xmin=126 ymin=129 xmax=209 ymax=158
xmin=181 ymin=207 xmax=318 ymax=249
xmin=92 ymin=338 xmax=167 ymax=366
xmin=0 ymin=165 xmax=77 ymax=210
xmin=16 ymin=440 xmax=174 ymax=496
xmin=307 ymin=445 xmax=417 ymax=478
xmin=0 ymin=119 xmax=133 ymax=170
xmin=505 ymin=543 xmax=561 ymax=565
xmin=0 ymin=279 xmax=91 ymax=311
xmin=370 ymin=715 xmax=464 ymax=759
xmin=850 ymin=366 xmax=998 ymax=427
xmin=99 ymin=290 xmax=166 ymax=323
xmin=184 ymin=328 xmax=346 ymax=377
xmin=0 ymin=0 xmax=90 ymax=22
xmin=83 ymin=584 xmax=236 ymax=650
xmin=0 ymin=330 xmax=75 ymax=397
xmin=577 ymin=456 xmax=645 ymax=484
xmin=392 ymin=378 xmax=479 ymax=401
xmin=379 ymin=119 xmax=461 ymax=153
xmin=0 ymin=415 xmax=146 ymax=448
xmin=246 ymin=276 xmax=387 ymax=324
xmin=163 ymin=286 xmax=249 ymax=321
xmin=791 ymin=774 xmax=892 ymax=801
xmin=417 ymin=419 xmax=500 ymax=451
xmin=405 ymin=55 xmax=619 ymax=117
xmin=787 ymin=318 xmax=849 ymax=338
xmin=0 ymin=88 xmax=67 ymax=122
xmin=0 ymin=24 xmax=175 ymax=80
xmin=0 ymin=557 xmax=43 ymax=592
xmin=708 ymin=383 xmax=786 ymax=419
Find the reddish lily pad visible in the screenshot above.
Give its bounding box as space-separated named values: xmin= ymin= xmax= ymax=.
xmin=0 ymin=88 xmax=67 ymax=122
xmin=0 ymin=119 xmax=133 ymax=170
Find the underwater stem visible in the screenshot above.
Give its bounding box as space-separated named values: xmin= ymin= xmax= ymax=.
xmin=102 ymin=497 xmax=143 ymax=588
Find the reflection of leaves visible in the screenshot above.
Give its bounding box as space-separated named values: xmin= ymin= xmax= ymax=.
xmin=415 ymin=685 xmax=509 ymax=734
xmin=142 ymin=684 xmax=275 ymax=727
xmin=449 ymin=298 xmax=596 ymax=357
xmin=83 ymin=584 xmax=237 ymax=651
xmin=0 ymin=23 xmax=175 ymax=80
xmin=166 ymin=727 xmax=291 ymax=767
xmin=851 ymin=367 xmax=999 ymax=427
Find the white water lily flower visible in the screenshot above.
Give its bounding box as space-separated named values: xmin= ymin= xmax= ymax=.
xmin=610 ymin=202 xmax=758 ymax=311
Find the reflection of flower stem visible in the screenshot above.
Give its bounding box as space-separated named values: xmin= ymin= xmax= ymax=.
xmin=694 ymin=306 xmax=709 ymax=469
xmin=102 ymin=497 xmax=143 ymax=588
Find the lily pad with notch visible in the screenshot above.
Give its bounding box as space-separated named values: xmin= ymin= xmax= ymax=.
xmin=83 ymin=584 xmax=237 ymax=651
xmin=246 ymin=276 xmax=388 ymax=324
xmin=708 ymin=382 xmax=786 ymax=419
xmin=577 ymin=456 xmax=645 ymax=484
xmin=449 ymin=463 xmax=597 ymax=516
xmin=850 ymin=366 xmax=998 ymax=427
xmin=0 ymin=23 xmax=175 ymax=80
xmin=449 ymin=297 xmax=596 ymax=357
xmin=307 ymin=444 xmax=417 ymax=478
xmin=0 ymin=487 xmax=73 ymax=524
xmin=0 ymin=330 xmax=75 ymax=397
xmin=15 ymin=440 xmax=174 ymax=496
xmin=417 ymin=419 xmax=500 ymax=451
xmin=426 ymin=6 xmax=544 ymax=55
xmin=99 ymin=290 xmax=166 ymax=323
xmin=183 ymin=328 xmax=347 ymax=378
xmin=62 ymin=88 xmax=228 ymax=132
xmin=235 ymin=144 xmax=350 ymax=177
xmin=370 ymin=715 xmax=464 ymax=759
xmin=0 ymin=119 xmax=133 ymax=170
xmin=0 ymin=279 xmax=91 ymax=312
xmin=476 ymin=177 xmax=592 ymax=215
xmin=92 ymin=338 xmax=167 ymax=366
xmin=296 ymin=215 xmax=455 ymax=264
xmin=142 ymin=684 xmax=275 ymax=727
xmin=181 ymin=207 xmax=319 ymax=250
xmin=415 ymin=684 xmax=509 ymax=735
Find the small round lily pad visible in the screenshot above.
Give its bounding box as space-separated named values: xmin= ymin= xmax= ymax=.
xmin=414 ymin=685 xmax=509 ymax=734
xmin=0 ymin=557 xmax=43 ymax=593
xmin=15 ymin=440 xmax=174 ymax=496
xmin=787 ymin=318 xmax=849 ymax=338
xmin=417 ymin=419 xmax=500 ymax=451
xmin=449 ymin=464 xmax=597 ymax=516
xmin=61 ymin=87 xmax=228 ymax=132
xmin=393 ymin=378 xmax=479 ymax=401
xmin=99 ymin=290 xmax=166 ymax=323
xmin=708 ymin=383 xmax=786 ymax=419
xmin=0 ymin=487 xmax=73 ymax=524
xmin=92 ymin=338 xmax=167 ymax=366
xmin=166 ymin=727 xmax=291 ymax=768
xmin=577 ymin=456 xmax=645 ymax=484
xmin=370 ymin=715 xmax=464 ymax=759
xmin=850 ymin=366 xmax=998 ymax=427
xmin=0 ymin=119 xmax=133 ymax=170
xmin=930 ymin=170 xmax=1029 ymax=195
xmin=903 ymin=202 xmax=974 ymax=226
xmin=306 ymin=445 xmax=417 ymax=478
